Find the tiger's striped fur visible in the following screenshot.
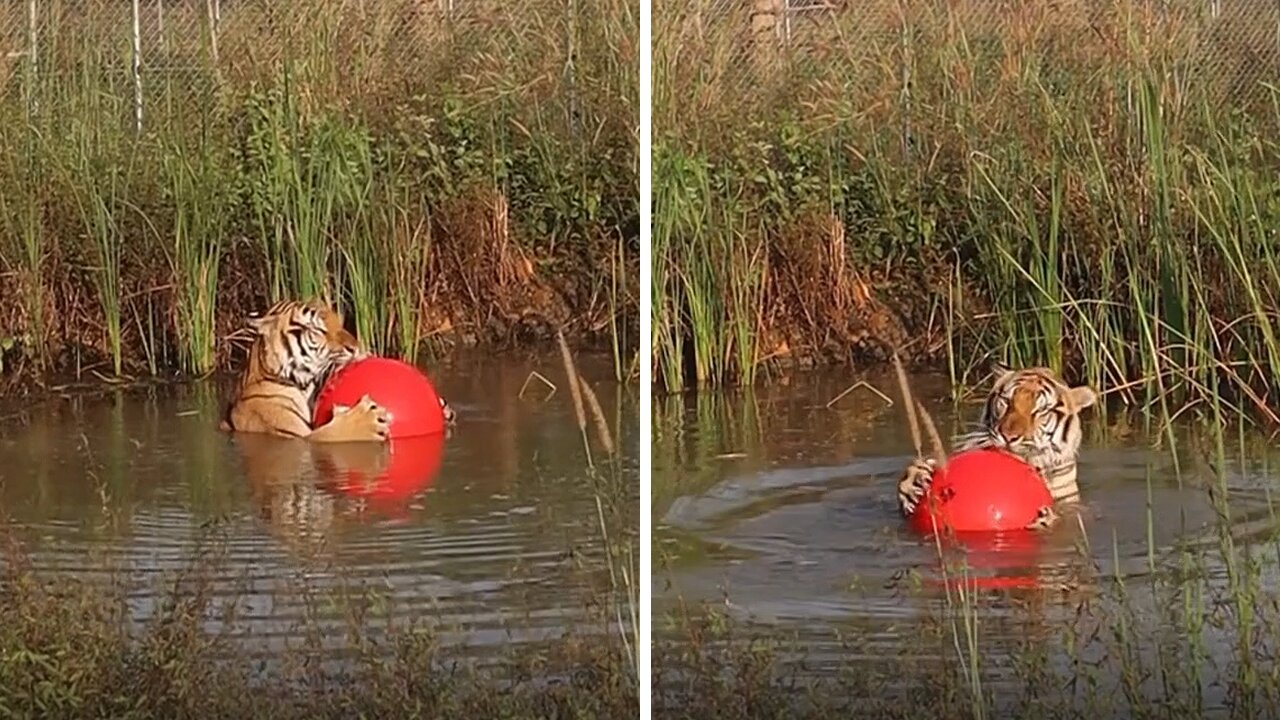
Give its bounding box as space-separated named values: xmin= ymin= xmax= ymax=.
xmin=897 ymin=363 xmax=1097 ymax=530
xmin=219 ymin=298 xmax=390 ymax=443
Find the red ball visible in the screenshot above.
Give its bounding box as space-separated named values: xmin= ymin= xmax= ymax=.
xmin=908 ymin=448 xmax=1053 ymax=534
xmin=313 ymin=357 xmax=447 ymax=439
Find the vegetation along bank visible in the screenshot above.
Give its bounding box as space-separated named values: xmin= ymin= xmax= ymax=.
xmin=654 ymin=0 xmax=1280 ymax=421
xmin=0 ymin=0 xmax=639 ymax=391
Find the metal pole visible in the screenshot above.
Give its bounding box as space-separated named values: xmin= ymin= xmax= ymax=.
xmin=132 ymin=0 xmax=143 ymax=133
xmin=27 ymin=0 xmax=37 ymax=116
xmin=206 ymin=0 xmax=220 ymax=73
xmin=566 ymin=0 xmax=579 ymax=137
xmin=899 ymin=6 xmax=912 ymax=160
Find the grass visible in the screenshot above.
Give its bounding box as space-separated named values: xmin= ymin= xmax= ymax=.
xmin=652 ymin=384 xmax=1280 ymax=718
xmin=163 ymin=135 xmax=230 ymax=376
xmin=653 ymin=0 xmax=1280 ymax=413
xmin=0 ymin=0 xmax=638 ymax=386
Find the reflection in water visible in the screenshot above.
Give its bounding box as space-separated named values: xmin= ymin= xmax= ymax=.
xmin=233 ymin=433 xmax=447 ymax=557
xmin=654 ymin=368 xmax=1280 ymax=696
xmin=314 ymin=435 xmax=445 ymax=512
xmin=0 ymin=352 xmax=638 ymax=665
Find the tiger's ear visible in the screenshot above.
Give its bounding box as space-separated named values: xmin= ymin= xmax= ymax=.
xmin=1067 ymin=385 xmax=1098 ymax=410
xmin=989 ymin=360 xmax=1014 ymax=383
xmin=246 ymin=310 xmax=270 ymax=335
xmin=304 ymin=296 xmax=334 ymax=313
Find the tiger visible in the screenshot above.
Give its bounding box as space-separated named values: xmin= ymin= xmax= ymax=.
xmin=219 ymin=298 xmax=391 ymax=443
xmin=896 ymin=362 xmax=1098 ymax=531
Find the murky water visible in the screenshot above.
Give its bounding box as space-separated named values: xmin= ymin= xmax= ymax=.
xmin=0 ymin=351 xmax=638 ymax=669
xmin=653 ymin=369 xmax=1280 ymax=706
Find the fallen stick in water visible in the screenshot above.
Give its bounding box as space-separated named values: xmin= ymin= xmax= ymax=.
xmin=891 ymin=352 xmax=947 ymax=464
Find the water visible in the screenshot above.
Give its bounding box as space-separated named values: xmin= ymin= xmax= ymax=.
xmin=653 ymin=368 xmax=1280 ymax=707
xmin=0 ymin=351 xmax=638 ymax=670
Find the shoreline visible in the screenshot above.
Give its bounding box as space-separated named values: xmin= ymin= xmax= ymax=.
xmin=0 ymin=336 xmax=637 ymax=403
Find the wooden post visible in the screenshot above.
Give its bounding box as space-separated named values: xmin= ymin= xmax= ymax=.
xmin=751 ymin=0 xmax=783 ymax=71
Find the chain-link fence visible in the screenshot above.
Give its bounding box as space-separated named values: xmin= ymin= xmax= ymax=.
xmin=0 ymin=0 xmax=565 ymax=132
xmin=681 ymin=0 xmax=1280 ymax=107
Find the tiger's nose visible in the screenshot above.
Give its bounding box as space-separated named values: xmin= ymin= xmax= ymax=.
xmin=997 ymin=422 xmax=1026 ymax=445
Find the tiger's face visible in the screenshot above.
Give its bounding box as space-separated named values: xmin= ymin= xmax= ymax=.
xmin=247 ymin=299 xmax=368 ymax=390
xmin=979 ymin=363 xmax=1097 ymax=472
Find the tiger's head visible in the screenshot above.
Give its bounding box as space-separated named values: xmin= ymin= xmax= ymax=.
xmin=975 ymin=362 xmax=1097 ymax=474
xmin=245 ymin=298 xmax=368 ymax=390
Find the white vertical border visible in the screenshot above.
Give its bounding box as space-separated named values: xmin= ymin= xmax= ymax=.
xmin=637 ymin=0 xmax=652 ymax=711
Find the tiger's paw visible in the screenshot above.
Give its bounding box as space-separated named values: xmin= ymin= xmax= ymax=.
xmin=439 ymin=396 xmax=457 ymax=426
xmin=1025 ymin=504 xmax=1059 ymax=532
xmin=331 ymin=394 xmax=391 ymax=442
xmin=897 ymin=457 xmax=937 ymax=518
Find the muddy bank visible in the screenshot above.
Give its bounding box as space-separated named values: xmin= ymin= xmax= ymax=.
xmin=0 ymin=202 xmax=638 ymax=392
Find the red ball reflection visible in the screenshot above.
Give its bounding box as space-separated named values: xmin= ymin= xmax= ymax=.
xmin=317 ymin=433 xmax=446 ymax=516
xmin=922 ymin=528 xmax=1049 ymax=591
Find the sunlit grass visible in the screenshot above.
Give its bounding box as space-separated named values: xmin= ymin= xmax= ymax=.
xmin=0 ymin=0 xmax=638 ymax=380
xmin=653 ymin=0 xmax=1280 ymax=420
xmin=163 ymin=137 xmax=230 ymax=375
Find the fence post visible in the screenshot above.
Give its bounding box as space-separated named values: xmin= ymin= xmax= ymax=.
xmin=205 ymin=0 xmax=221 ymax=84
xmin=751 ymin=0 xmax=783 ymax=71
xmin=26 ymin=0 xmax=37 ymax=116
xmin=132 ymin=0 xmax=143 ymax=133
xmin=898 ymin=4 xmax=912 ymax=160
xmin=566 ymin=0 xmax=580 ymax=138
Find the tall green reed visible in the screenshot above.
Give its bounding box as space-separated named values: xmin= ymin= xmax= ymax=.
xmin=66 ymin=141 xmax=127 ymax=378
xmin=243 ymin=82 xmax=375 ymax=306
xmin=0 ymin=0 xmax=637 ymax=380
xmin=0 ymin=128 xmax=46 ymax=368
xmin=653 ymin=145 xmax=764 ymax=391
xmin=654 ymin=0 xmax=1280 ymax=416
xmin=652 ymin=147 xmax=692 ymax=392
xmin=163 ymin=138 xmax=230 ymax=375
xmin=337 ymin=132 xmax=390 ymax=355
xmin=386 ymin=199 xmax=434 ymax=364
